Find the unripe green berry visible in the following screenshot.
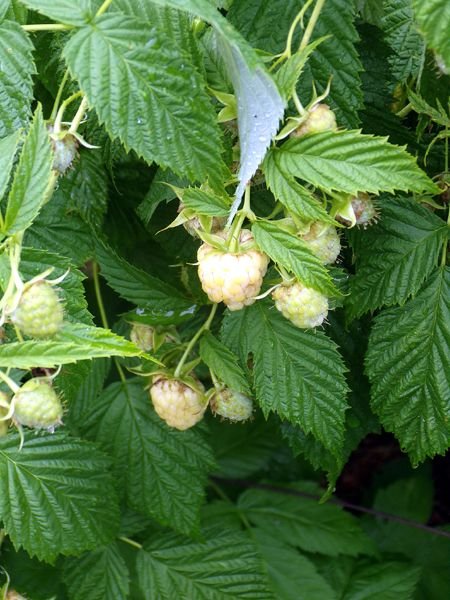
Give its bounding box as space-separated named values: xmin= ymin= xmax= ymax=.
xmin=291 ymin=104 xmax=337 ymax=137
xmin=13 ymin=378 xmax=63 ymax=430
xmin=12 ymin=281 xmax=63 ymax=339
xmin=0 ymin=396 xmax=10 ymax=437
xmin=301 ymin=223 xmax=341 ymax=264
xmin=130 ymin=323 xmax=154 ymax=352
xmin=210 ymin=388 xmax=253 ymax=422
xmin=273 ymin=282 xmax=328 ymax=329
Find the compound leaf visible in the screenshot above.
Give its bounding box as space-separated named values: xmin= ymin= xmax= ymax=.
xmin=366 ymin=267 xmax=450 ymax=463
xmin=221 ymin=301 xmax=349 ymax=452
xmin=80 ymin=380 xmax=215 ymax=536
xmin=0 ymin=432 xmax=120 ymax=562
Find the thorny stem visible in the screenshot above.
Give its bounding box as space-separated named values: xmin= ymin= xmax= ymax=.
xmin=174 ymin=303 xmax=217 ymax=378
xmin=92 ymin=262 xmax=127 ymax=384
xmin=50 ymin=69 xmax=70 ymax=122
xmin=299 ymin=0 xmax=327 ymax=52
xmin=22 ymin=23 xmax=73 ymax=32
xmin=212 ymin=477 xmax=450 ymax=541
xmin=118 ymin=536 xmax=143 ymax=550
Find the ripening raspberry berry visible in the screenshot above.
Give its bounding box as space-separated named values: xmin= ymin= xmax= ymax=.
xmin=291 ymin=104 xmax=337 ymax=137
xmin=210 ymin=388 xmax=253 ymax=422
xmin=351 ymin=193 xmax=378 ymax=227
xmin=48 ymin=125 xmax=79 ymax=174
xmin=130 ymin=323 xmax=155 ymax=352
xmin=4 ymin=590 xmax=28 ymax=600
xmin=13 ymin=379 xmax=63 ymax=430
xmin=150 ymin=376 xmax=207 ymax=430
xmin=197 ymin=229 xmax=269 ymax=310
xmin=272 ymin=282 xmax=328 ymax=329
xmin=12 ymin=281 xmax=64 ymax=339
xmin=301 ymin=223 xmax=341 ymax=264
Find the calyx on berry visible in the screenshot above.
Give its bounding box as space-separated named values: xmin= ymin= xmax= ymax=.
xmin=11 ymin=280 xmax=64 ymax=339
xmin=149 ymin=375 xmax=207 ymax=430
xmin=177 ymin=202 xmax=227 ymax=238
xmin=210 ymin=388 xmax=253 ymax=422
xmin=336 ymin=193 xmax=378 ymax=228
xmin=12 ymin=378 xmax=63 ymax=430
xmin=197 ymin=229 xmax=269 ymax=311
xmin=291 ymin=103 xmax=337 ymax=137
xmin=272 ymin=281 xmax=328 ymax=329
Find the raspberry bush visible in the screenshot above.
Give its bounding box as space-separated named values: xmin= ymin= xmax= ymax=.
xmin=0 ymin=1 xmax=449 ymax=598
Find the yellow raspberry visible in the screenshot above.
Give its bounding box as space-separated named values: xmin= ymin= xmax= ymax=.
xmin=197 ymin=229 xmax=269 ymax=311
xmin=273 ymin=282 xmax=328 ymax=329
xmin=302 ymin=223 xmax=341 ymax=264
xmin=150 ymin=377 xmax=207 ymax=430
xmin=130 ymin=323 xmax=154 ymax=352
xmin=210 ymin=388 xmax=253 ymax=422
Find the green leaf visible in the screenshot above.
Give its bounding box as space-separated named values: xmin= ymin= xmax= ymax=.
xmin=263 ymin=152 xmax=335 ymax=224
xmin=3 ymin=105 xmax=53 ymax=235
xmin=0 ymin=130 xmax=21 ymax=201
xmin=136 ymin=527 xmax=272 ymax=599
xmin=63 ymin=13 xmax=224 ymax=184
xmin=199 ymin=331 xmax=251 ymax=395
xmin=148 ymin=0 xmax=285 ymax=213
xmin=408 ymin=89 xmax=450 ymax=127
xmin=95 ymin=240 xmax=196 ymax=317
xmin=209 ymin=416 xmax=280 ymax=479
xmin=221 ymin=301 xmax=349 ymax=452
xmin=366 ymin=267 xmax=450 ymax=463
xmin=239 ymin=486 xmax=373 ymax=557
xmin=18 ymin=0 xmax=98 ymax=25
xmin=0 ymin=432 xmax=120 ymax=562
xmin=252 ymin=529 xmax=335 ymax=600
xmin=63 ymin=543 xmax=130 ymax=600
xmin=81 ymin=380 xmax=215 ymax=536
xmin=0 ymin=19 xmax=34 ymax=137
xmin=317 ymin=556 xmax=421 ymax=600
xmin=347 ymin=196 xmax=448 ymax=318
xmin=0 ymin=323 xmax=141 ymax=368
xmin=115 ymin=0 xmax=203 ymax=68
xmin=274 ymin=38 xmax=326 ymax=101
xmin=273 ymin=130 xmax=439 ymax=196
xmin=0 ymin=0 xmax=9 ymax=19
xmin=382 ymin=0 xmax=426 ymax=84
xmin=182 ymin=187 xmax=230 ymax=217
xmin=413 ymin=0 xmax=450 ymax=69
xmin=252 ymin=221 xmax=339 ymax=297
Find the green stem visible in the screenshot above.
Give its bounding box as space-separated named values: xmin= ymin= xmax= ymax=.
xmin=68 ymin=96 xmax=89 ymax=134
xmin=53 ymin=91 xmax=83 ymax=133
xmin=0 ymin=371 xmax=19 ymax=394
xmin=50 ymin=69 xmax=70 ymax=122
xmin=174 ymin=303 xmax=217 ymax=378
xmin=118 ymin=536 xmax=143 ymax=550
xmin=22 ymin=23 xmax=73 ymax=32
xmin=96 ymin=0 xmax=113 ymax=16
xmin=286 ymin=0 xmax=315 ymax=56
xmin=299 ymin=0 xmax=327 ymax=52
xmin=92 ymin=262 xmax=127 ymax=384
